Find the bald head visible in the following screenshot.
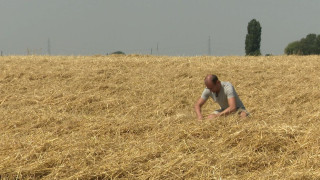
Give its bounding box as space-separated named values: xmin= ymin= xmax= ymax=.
xmin=204 ymin=74 xmax=220 ymax=93
xmin=204 ymin=74 xmax=218 ymax=86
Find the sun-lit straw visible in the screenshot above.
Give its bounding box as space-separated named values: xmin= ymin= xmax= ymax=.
xmin=0 ymin=55 xmax=320 ymax=179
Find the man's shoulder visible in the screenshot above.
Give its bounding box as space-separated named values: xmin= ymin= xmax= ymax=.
xmin=221 ymin=81 xmax=233 ymax=87
xmin=202 ymin=88 xmax=211 ymax=94
xmin=201 ymin=88 xmax=212 ymax=100
xmin=221 ymin=81 xmax=235 ymax=93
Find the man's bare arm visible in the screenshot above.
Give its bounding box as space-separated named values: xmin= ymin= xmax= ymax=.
xmin=194 ymin=98 xmax=207 ymax=120
xmin=217 ymin=97 xmax=237 ymax=117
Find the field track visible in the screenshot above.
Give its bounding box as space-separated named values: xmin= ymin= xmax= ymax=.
xmin=1 ymin=55 xmax=320 ymax=179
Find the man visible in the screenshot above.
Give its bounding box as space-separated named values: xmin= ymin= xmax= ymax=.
xmin=194 ymin=74 xmax=249 ymax=120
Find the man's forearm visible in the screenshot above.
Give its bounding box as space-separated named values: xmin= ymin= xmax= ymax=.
xmin=217 ymin=106 xmax=236 ymax=117
xmin=195 ymin=105 xmax=203 ymax=120
xmin=194 ymin=98 xmax=206 ymax=120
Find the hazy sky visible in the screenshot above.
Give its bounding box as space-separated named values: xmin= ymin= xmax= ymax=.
xmin=1 ymin=0 xmax=319 ymax=56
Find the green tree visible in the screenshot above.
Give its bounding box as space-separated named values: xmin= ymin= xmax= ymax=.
xmin=316 ymin=35 xmax=320 ymax=54
xmin=245 ymin=19 xmax=262 ymax=56
xmin=300 ymin=34 xmax=317 ymax=55
xmin=284 ymin=41 xmax=301 ymax=55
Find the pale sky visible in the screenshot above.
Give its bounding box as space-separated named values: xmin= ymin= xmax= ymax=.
xmin=1 ymin=0 xmax=319 ymax=56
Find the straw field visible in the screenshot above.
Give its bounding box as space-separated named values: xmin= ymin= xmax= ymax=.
xmin=1 ymin=55 xmax=320 ymax=179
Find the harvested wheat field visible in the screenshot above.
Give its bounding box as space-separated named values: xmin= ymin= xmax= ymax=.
xmin=0 ymin=55 xmax=320 ymax=179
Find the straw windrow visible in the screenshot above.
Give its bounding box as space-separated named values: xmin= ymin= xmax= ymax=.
xmin=0 ymin=55 xmax=320 ymax=179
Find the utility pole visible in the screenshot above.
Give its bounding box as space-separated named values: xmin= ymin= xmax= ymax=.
xmin=157 ymin=43 xmax=159 ymax=55
xmin=208 ymin=36 xmax=212 ymax=56
xmin=48 ymin=38 xmax=51 ymax=55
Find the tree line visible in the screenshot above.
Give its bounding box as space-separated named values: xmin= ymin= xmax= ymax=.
xmin=109 ymin=19 xmax=318 ymax=56
xmin=245 ymin=19 xmax=320 ymax=56
xmin=285 ymin=34 xmax=320 ymax=55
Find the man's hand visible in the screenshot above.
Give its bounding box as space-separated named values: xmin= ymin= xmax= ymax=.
xmin=207 ymin=114 xmax=219 ymax=120
xmin=197 ymin=115 xmax=203 ymax=121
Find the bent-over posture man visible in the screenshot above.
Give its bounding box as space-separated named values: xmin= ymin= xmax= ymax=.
xmin=195 ymin=74 xmax=249 ymax=120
